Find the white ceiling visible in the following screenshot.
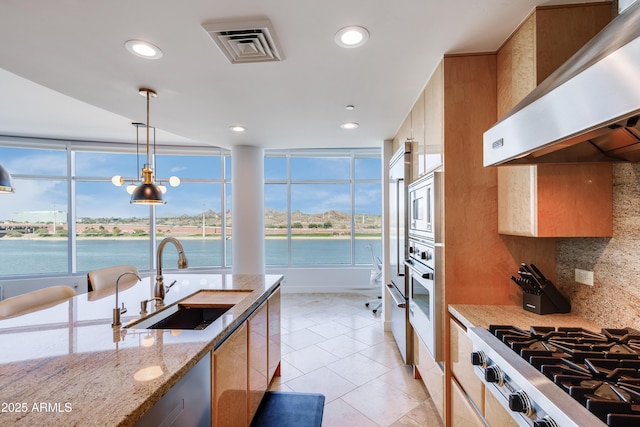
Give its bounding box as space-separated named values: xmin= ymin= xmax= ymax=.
xmin=0 ymin=0 xmax=606 ymax=150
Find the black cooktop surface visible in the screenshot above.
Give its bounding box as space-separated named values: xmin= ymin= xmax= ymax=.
xmin=489 ymin=325 xmax=640 ymax=427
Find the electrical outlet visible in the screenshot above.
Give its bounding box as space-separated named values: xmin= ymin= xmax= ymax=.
xmin=575 ymin=268 xmax=594 ymax=286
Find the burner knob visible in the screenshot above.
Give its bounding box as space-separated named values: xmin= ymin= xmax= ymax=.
xmin=509 ymin=390 xmax=534 ymax=416
xmin=484 ymin=365 xmax=504 ymax=386
xmin=409 ymin=246 xmax=415 ymax=254
xmin=533 ymin=416 xmax=559 ymax=427
xmin=470 ymin=351 xmax=488 ymax=368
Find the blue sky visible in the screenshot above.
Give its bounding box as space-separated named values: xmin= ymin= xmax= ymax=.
xmin=0 ymin=147 xmax=381 ymax=220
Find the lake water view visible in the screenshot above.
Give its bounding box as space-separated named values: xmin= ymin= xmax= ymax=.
xmin=0 ymin=238 xmax=382 ymax=276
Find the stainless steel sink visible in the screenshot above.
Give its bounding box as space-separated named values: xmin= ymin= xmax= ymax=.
xmin=127 ymin=303 xmax=234 ymax=330
xmin=147 ymin=306 xmax=230 ymax=330
xmin=126 ymin=289 xmax=252 ymax=330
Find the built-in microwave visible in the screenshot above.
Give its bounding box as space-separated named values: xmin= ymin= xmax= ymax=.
xmin=408 ymin=173 xmax=435 ymax=240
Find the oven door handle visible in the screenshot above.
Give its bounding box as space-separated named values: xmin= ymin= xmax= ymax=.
xmin=386 ymin=284 xmax=406 ymax=308
xmin=404 ymin=260 xmax=434 ymax=280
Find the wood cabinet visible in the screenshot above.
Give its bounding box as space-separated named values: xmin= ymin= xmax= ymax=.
xmin=214 ymin=323 xmax=248 ymax=427
xmin=497 ymin=3 xmax=613 ymax=117
xmin=413 ymin=330 xmax=444 ymax=421
xmin=496 ymin=3 xmax=614 ymax=238
xmin=248 ymin=301 xmax=268 ymax=423
xmin=498 ymin=164 xmax=613 ymax=237
xmin=451 ymin=378 xmax=485 ymax=427
xmin=267 ymin=287 xmax=281 ymax=382
xmin=212 ymin=286 xmax=281 ymax=427
xmin=392 ymin=65 xmax=444 ymax=182
xmin=484 ymin=388 xmax=520 ymax=427
xmin=450 ymin=318 xmax=484 ymax=413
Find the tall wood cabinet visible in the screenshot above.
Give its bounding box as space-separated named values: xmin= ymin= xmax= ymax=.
xmin=496 ymin=2 xmax=613 ymax=238
xmin=392 ymin=62 xmax=444 ymax=181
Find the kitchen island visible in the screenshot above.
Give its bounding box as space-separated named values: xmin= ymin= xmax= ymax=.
xmin=0 ymin=273 xmax=283 ymax=426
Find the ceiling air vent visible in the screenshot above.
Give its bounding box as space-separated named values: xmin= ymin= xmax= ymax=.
xmin=202 ymin=18 xmax=284 ymax=64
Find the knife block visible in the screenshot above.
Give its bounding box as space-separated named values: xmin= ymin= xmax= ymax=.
xmin=523 ymin=292 xmax=558 ymax=315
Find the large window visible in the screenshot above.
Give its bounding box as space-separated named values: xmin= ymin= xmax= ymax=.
xmin=264 ymin=149 xmax=382 ymax=267
xmin=0 ymin=140 xmax=381 ymax=278
xmin=0 ymin=139 xmax=230 ymax=277
xmin=0 ymin=146 xmax=69 ymax=275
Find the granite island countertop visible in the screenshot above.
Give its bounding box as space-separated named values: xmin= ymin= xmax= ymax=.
xmin=449 ymin=304 xmax=603 ymax=331
xmin=0 ymin=273 xmax=283 ymax=427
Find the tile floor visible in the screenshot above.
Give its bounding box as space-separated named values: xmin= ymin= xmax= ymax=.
xmin=269 ymin=293 xmax=444 ymax=427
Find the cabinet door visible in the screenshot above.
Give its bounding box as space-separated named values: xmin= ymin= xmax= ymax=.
xmin=413 ymin=331 xmax=444 ymax=420
xmin=214 ymin=323 xmax=247 ymax=427
xmin=498 ymin=164 xmax=612 ymax=237
xmin=485 ymin=388 xmax=519 ymax=427
xmin=423 ymin=61 xmax=444 ymax=174
xmin=451 ymin=378 xmax=485 ymax=427
xmin=393 ymin=115 xmax=412 ymax=154
xmin=135 ymin=353 xmax=211 ymax=427
xmin=450 ymin=318 xmax=484 ymax=413
xmin=248 ymin=301 xmax=268 ymax=424
xmin=267 ymin=287 xmax=281 ymax=382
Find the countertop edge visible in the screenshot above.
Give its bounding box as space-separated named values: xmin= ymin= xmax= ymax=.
xmin=448 ymin=303 xmax=603 ymax=331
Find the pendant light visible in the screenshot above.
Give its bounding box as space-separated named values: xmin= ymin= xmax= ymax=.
xmin=130 ymin=88 xmax=164 ymax=205
xmin=0 ymin=163 xmax=15 ymax=193
xmin=111 ymin=89 xmax=180 ymax=202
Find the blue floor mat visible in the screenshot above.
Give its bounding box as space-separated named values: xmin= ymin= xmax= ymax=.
xmin=251 ymin=391 xmax=325 ymax=427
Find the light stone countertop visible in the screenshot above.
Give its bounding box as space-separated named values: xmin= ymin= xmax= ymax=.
xmin=0 ymin=273 xmax=283 ymax=427
xmin=449 ymin=304 xmax=603 ymax=331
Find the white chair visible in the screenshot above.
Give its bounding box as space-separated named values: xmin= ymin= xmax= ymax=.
xmin=87 ymin=264 xmax=139 ymax=291
xmin=365 ymin=244 xmax=383 ymax=314
xmin=0 ymin=285 xmax=75 ymax=319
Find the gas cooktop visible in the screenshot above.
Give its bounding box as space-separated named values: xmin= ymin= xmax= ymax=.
xmin=489 ymin=325 xmax=640 ymax=427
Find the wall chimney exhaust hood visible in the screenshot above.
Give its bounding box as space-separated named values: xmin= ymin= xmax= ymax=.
xmin=484 ymin=1 xmax=640 ymax=166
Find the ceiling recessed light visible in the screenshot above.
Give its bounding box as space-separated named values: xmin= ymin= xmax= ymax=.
xmin=230 ymin=126 xmax=246 ymax=132
xmin=345 ymin=105 xmax=355 ymax=110
xmin=125 ymin=40 xmax=163 ymax=59
xmin=335 ymin=26 xmax=369 ymax=48
xmin=340 ymin=122 xmax=359 ymax=130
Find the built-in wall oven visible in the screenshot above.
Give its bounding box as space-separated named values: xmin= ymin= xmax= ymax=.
xmin=406 ymin=237 xmax=442 ymax=362
xmin=406 ymin=172 xmax=443 ymax=363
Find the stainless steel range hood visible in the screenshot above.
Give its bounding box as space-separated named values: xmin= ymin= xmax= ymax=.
xmin=484 ymin=1 xmax=640 ymax=166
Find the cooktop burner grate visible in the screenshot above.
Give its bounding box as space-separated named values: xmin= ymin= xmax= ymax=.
xmin=488 ymin=325 xmax=640 ymax=426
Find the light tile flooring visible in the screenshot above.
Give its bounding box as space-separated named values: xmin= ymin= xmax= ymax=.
xmin=269 ymin=293 xmax=444 ymax=427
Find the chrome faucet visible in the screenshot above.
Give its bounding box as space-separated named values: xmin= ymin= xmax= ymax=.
xmin=155 ymin=237 xmax=188 ymax=306
xmin=112 ymin=271 xmax=141 ymax=328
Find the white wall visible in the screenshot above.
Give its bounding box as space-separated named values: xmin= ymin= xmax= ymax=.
xmin=620 ymin=0 xmax=638 ymax=12
xmin=0 ymin=266 xmax=380 ymax=300
xmin=266 ymin=267 xmax=380 ymax=295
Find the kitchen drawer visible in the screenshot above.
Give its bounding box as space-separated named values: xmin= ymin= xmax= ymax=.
xmin=450 ymin=317 xmax=484 ymax=413
xmin=451 ymin=377 xmax=485 ymax=427
xmin=413 ymin=330 xmax=444 ymax=420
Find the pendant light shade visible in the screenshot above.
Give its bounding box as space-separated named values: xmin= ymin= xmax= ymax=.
xmin=0 ymin=163 xmax=15 ymax=193
xmin=130 ymin=88 xmax=165 ymax=205
xmin=130 ymin=167 xmax=164 ymax=204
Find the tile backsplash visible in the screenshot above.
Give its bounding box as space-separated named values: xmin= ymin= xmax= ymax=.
xmin=557 ymin=163 xmax=640 ymax=329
